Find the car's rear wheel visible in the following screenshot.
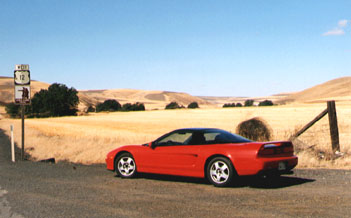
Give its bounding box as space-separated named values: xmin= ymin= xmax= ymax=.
xmin=115 ymin=153 xmax=137 ymax=178
xmin=207 ymin=157 xmax=235 ymax=187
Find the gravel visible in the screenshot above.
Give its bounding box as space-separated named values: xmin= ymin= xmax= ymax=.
xmin=1 ymin=129 xmax=351 ymax=218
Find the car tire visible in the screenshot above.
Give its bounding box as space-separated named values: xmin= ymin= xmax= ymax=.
xmin=115 ymin=153 xmax=137 ymax=178
xmin=207 ymin=157 xmax=236 ymax=187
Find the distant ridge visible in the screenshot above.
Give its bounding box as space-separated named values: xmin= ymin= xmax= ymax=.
xmin=79 ymin=89 xmax=211 ymax=110
xmin=278 ymin=77 xmax=351 ymax=104
xmin=1 ymin=76 xmax=350 ymax=110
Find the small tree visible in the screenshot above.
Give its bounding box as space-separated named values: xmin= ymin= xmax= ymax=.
xmin=223 ymin=103 xmax=236 ymax=108
xmin=236 ymin=103 xmax=243 ymax=107
xmin=244 ymin=99 xmax=254 ymax=107
xmin=133 ymin=102 xmax=145 ymax=111
xmin=96 ymin=99 xmax=121 ymax=112
xmin=122 ymin=102 xmax=145 ymax=111
xmin=165 ymin=102 xmax=183 ymax=109
xmin=188 ymin=102 xmax=199 ymax=109
xmin=259 ymin=100 xmax=274 ymax=106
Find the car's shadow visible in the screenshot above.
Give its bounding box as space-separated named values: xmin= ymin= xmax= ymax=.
xmin=237 ymin=175 xmax=315 ymax=189
xmin=119 ymin=173 xmax=315 ymax=189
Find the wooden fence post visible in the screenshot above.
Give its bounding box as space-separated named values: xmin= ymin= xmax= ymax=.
xmin=327 ymin=101 xmax=340 ymax=152
xmin=290 ymin=108 xmax=328 ymax=140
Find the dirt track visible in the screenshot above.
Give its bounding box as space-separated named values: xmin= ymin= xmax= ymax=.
xmin=1 ymin=128 xmax=351 ymax=218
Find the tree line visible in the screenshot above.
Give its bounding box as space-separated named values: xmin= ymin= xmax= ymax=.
xmin=223 ymin=99 xmax=274 ymax=108
xmin=5 ymin=83 xmax=146 ymax=118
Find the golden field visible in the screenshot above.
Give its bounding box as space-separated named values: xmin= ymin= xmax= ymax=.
xmin=0 ymin=103 xmax=350 ymax=169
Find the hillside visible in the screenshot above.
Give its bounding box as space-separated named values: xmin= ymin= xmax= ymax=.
xmin=0 ymin=77 xmax=212 ymax=111
xmin=2 ymin=76 xmax=350 ymax=112
xmin=80 ymin=89 xmax=212 ymax=109
xmin=278 ymin=77 xmax=351 ymax=104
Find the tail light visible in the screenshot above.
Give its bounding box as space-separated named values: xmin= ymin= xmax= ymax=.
xmin=258 ymin=142 xmax=294 ymax=157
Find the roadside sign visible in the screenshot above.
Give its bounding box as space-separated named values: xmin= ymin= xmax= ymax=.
xmin=15 ymin=85 xmax=31 ymax=104
xmin=14 ymin=64 xmax=31 ymax=105
xmin=14 ymin=70 xmax=30 ymax=85
xmin=13 ymin=64 xmax=31 ymax=161
xmin=14 ymin=64 xmax=30 ymax=85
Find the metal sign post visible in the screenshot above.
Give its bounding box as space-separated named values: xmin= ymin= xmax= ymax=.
xmin=14 ymin=64 xmax=31 ymax=161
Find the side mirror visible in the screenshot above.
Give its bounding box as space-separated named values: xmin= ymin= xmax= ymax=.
xmin=150 ymin=141 xmax=156 ymax=149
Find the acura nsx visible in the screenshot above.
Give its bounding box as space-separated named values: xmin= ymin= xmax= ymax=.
xmin=106 ymin=128 xmax=298 ymax=187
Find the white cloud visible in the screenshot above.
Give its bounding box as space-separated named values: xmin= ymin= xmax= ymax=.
xmin=323 ymin=28 xmax=345 ymax=36
xmin=338 ymin=19 xmax=348 ymax=27
xmin=323 ymin=19 xmax=349 ymax=36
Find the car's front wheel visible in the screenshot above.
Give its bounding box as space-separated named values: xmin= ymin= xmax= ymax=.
xmin=207 ymin=157 xmax=236 ymax=187
xmin=115 ymin=153 xmax=137 ymax=178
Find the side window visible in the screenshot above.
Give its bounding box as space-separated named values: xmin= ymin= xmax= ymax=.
xmin=156 ymin=132 xmax=192 ymax=146
xmin=204 ymin=133 xmax=219 ymax=142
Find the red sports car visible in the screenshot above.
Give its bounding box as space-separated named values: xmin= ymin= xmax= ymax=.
xmin=106 ymin=128 xmax=298 ymax=187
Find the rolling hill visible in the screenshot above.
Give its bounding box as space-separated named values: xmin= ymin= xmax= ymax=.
xmin=0 ymin=77 xmax=212 ymax=111
xmin=1 ymin=76 xmax=351 ymax=114
xmin=79 ymin=89 xmax=212 ymax=109
xmin=277 ymin=77 xmax=351 ymax=104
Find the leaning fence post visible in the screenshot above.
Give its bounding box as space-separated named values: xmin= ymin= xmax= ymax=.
xmin=327 ymin=101 xmax=340 ymax=152
xmin=11 ymin=125 xmax=15 ymax=162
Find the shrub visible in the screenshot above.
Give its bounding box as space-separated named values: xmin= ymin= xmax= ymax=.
xmin=236 ymin=103 xmax=242 ymax=107
xmin=244 ymin=99 xmax=254 ymax=107
xmin=122 ymin=102 xmax=145 ymax=111
xmin=133 ymin=102 xmax=145 ymax=111
xmin=5 ymin=103 xmax=20 ymax=118
xmin=236 ymin=117 xmax=272 ymax=141
xmin=96 ymin=99 xmax=121 ymax=112
xmin=188 ymin=102 xmax=199 ymax=109
xmin=165 ymin=102 xmax=183 ymax=109
xmin=259 ymin=100 xmax=274 ymax=106
xmin=223 ymin=103 xmax=236 ymax=108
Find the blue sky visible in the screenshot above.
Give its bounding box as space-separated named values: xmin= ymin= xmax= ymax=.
xmin=0 ymin=0 xmax=350 ymax=96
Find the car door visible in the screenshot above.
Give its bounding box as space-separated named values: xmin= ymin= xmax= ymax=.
xmin=138 ymin=131 xmax=201 ymax=176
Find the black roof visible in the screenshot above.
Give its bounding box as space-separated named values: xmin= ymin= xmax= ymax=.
xmin=174 ymin=128 xmax=221 ymax=132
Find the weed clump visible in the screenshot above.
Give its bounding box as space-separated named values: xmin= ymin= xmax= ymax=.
xmin=236 ymin=117 xmax=272 ymax=141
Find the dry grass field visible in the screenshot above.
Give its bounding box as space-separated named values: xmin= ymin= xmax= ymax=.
xmin=1 ymin=103 xmax=350 ymax=169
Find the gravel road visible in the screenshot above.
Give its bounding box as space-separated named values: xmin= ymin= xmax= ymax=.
xmin=1 ymin=128 xmax=351 ymax=218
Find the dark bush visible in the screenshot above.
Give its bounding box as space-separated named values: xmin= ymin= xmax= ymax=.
xmin=122 ymin=102 xmax=145 ymax=111
xmin=236 ymin=103 xmax=243 ymax=107
xmin=96 ymin=99 xmax=121 ymax=112
xmin=223 ymin=103 xmax=236 ymax=108
xmin=133 ymin=102 xmax=145 ymax=111
xmin=244 ymin=99 xmax=254 ymax=107
xmin=188 ymin=102 xmax=199 ymax=109
xmin=5 ymin=103 xmax=20 ymax=118
xmin=42 ymin=83 xmax=79 ymax=116
xmin=236 ymin=117 xmax=272 ymax=141
xmin=165 ymin=102 xmax=184 ymax=109
xmin=258 ymin=100 xmax=274 ymax=106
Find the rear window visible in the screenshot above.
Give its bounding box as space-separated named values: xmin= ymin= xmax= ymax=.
xmin=203 ymin=129 xmax=251 ymax=144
